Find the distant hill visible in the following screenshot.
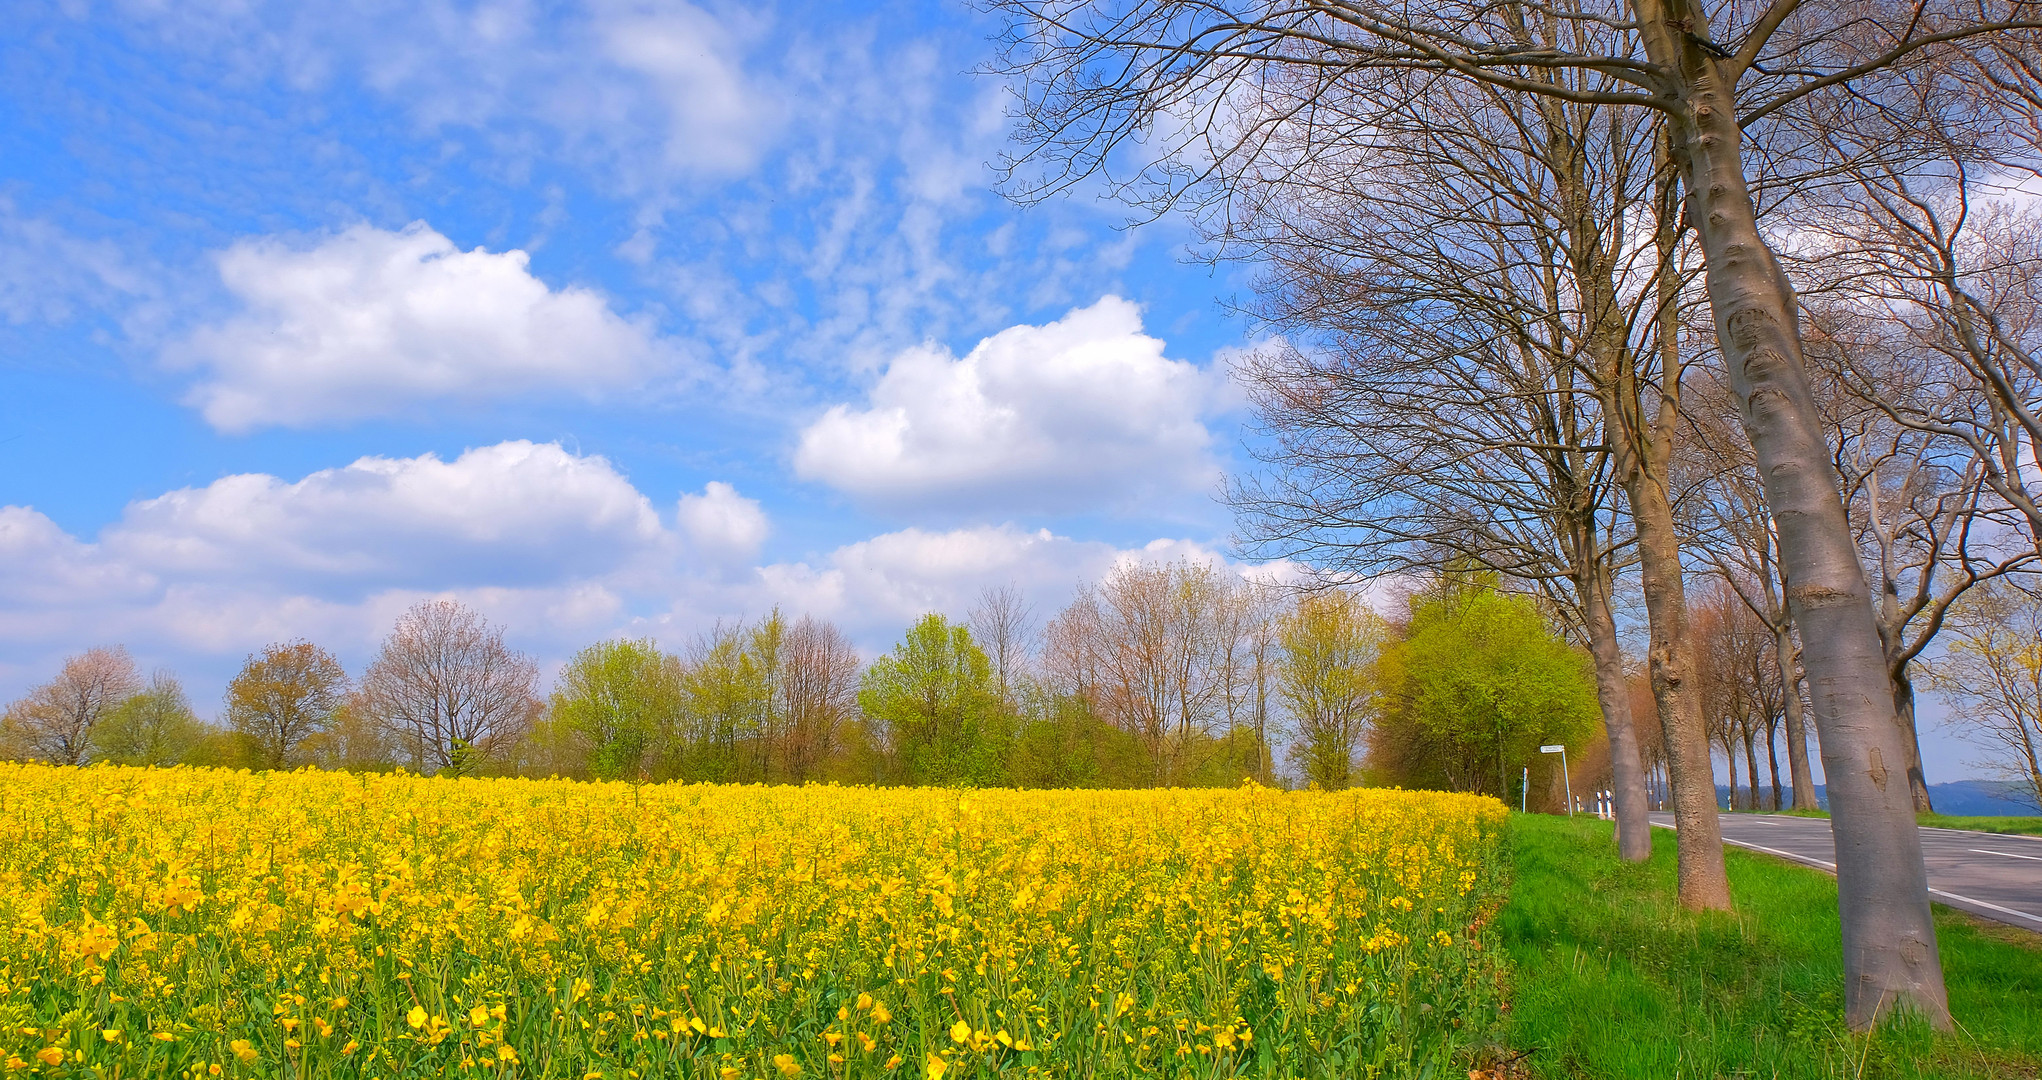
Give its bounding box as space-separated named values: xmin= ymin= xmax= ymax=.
xmin=1716 ymin=779 xmax=2040 ymax=815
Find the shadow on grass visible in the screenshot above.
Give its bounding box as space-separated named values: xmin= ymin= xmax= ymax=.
xmin=1500 ymin=815 xmax=2042 ymax=1079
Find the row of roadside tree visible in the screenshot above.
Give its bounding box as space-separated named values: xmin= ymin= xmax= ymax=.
xmin=2 ymin=561 xmax=1609 ymax=799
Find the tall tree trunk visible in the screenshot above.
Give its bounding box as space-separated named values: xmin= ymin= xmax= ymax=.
xmin=1893 ymin=664 xmax=1934 ymax=814
xmin=1598 ymin=148 xmax=1732 ymax=909
xmin=1743 ymin=724 xmax=1763 ymax=815
xmin=1722 ymin=735 xmax=1739 ymax=810
xmin=1581 ymin=557 xmax=1653 ymax=861
xmin=1766 ymin=717 xmax=1783 ymax=812
xmin=1638 ymin=0 xmax=1951 ymax=1029
xmin=1777 ymin=621 xmax=1821 ymax=810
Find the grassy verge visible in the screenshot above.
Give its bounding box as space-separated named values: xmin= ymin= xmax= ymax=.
xmin=1500 ymin=814 xmax=2042 ymax=1078
xmin=1918 ymin=814 xmax=2042 ymax=836
xmin=1726 ymin=807 xmax=2042 ymax=836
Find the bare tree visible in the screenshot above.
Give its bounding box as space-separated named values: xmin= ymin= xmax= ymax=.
xmin=780 ymin=616 xmax=861 ymax=783
xmin=1 ymin=647 xmax=141 ymax=765
xmin=1223 ymin=71 xmax=1674 ymax=866
xmin=1682 ymin=369 xmax=1821 ymax=809
xmin=1079 ymin=559 xmax=1256 ymax=784
xmin=968 ymin=584 xmax=1037 ymax=708
xmin=1927 ymin=578 xmax=2042 ymax=809
xmin=984 ymin=0 xmax=2042 ymax=1027
xmin=357 ymin=600 xmax=539 ymax=777
xmin=226 ymin=640 xmax=351 ymax=770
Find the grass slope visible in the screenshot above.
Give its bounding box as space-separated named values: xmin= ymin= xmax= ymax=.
xmin=1742 ymin=807 xmax=2042 ymax=837
xmin=1501 ymin=815 xmax=2042 ymax=1079
xmin=1919 ymin=814 xmax=2042 ymax=837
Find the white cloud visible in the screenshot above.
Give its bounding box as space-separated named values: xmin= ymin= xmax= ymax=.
xmin=105 ymin=441 xmax=668 ymax=591
xmin=0 ymin=200 xmax=158 ymax=329
xmin=754 ymin=525 xmax=1228 ymax=642
xmin=173 ymin=223 xmax=667 ymax=431
xmin=0 ymin=442 xmax=1246 ymax=707
xmin=676 ymin=481 xmax=770 ymax=561
xmin=793 ymin=296 xmax=1222 ymax=512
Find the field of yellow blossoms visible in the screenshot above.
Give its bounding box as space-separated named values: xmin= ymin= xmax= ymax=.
xmin=0 ymin=764 xmax=1509 ymax=1079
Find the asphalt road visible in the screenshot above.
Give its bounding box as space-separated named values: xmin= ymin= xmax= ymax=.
xmin=1647 ymin=811 xmax=2042 ymax=933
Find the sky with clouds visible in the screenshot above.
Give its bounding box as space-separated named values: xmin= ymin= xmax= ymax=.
xmin=0 ymin=0 xmax=1261 ymax=704
xmin=0 ymin=0 xmax=1993 ymax=783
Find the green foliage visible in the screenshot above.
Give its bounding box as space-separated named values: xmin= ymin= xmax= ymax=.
xmin=1277 ymin=591 xmax=1388 ymax=790
xmin=1503 ymin=815 xmax=2042 ymax=1077
xmin=1373 ymin=576 xmax=1597 ymax=796
xmin=858 ymin=614 xmax=1007 ymax=786
xmin=551 ymin=638 xmax=684 ymax=781
xmin=1009 ymin=689 xmax=1150 ymax=788
xmin=90 ymin=675 xmax=208 ymax=767
xmin=678 ymin=614 xmax=786 ymax=782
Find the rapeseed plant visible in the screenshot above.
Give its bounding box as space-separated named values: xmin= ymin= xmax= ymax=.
xmin=0 ymin=764 xmax=1506 ymax=1078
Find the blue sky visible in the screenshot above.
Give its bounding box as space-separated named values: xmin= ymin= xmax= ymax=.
xmin=0 ymin=0 xmax=1990 ymax=783
xmin=0 ymin=0 xmax=1260 ymax=688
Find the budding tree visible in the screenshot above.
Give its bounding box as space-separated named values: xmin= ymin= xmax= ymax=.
xmin=226 ymin=640 xmax=351 ymax=770
xmin=0 ymin=647 xmax=141 ymax=765
xmin=357 ymin=600 xmax=539 ymax=777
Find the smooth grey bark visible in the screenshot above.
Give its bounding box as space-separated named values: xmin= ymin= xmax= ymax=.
xmin=1778 ymin=620 xmax=1820 ymax=809
xmin=1638 ymin=0 xmax=1950 ymax=1029
xmin=1895 ymin=666 xmax=1934 ymax=814
xmin=1597 ymin=148 xmax=1730 ymax=907
xmin=1580 ymin=556 xmax=1653 ymax=861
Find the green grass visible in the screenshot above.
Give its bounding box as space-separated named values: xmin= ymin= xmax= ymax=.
xmin=1726 ymin=807 xmax=2042 ymax=836
xmin=1499 ymin=814 xmax=2042 ymax=1079
xmin=1918 ymin=814 xmax=2042 ymax=836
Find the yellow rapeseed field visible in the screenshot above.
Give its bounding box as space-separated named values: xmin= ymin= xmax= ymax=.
xmin=0 ymin=764 xmax=1508 ymax=1079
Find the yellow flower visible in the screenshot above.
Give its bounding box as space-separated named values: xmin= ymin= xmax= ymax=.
xmin=230 ymin=1039 xmax=259 ymax=1065
xmin=407 ymin=1006 xmax=427 ymax=1029
xmin=469 ymin=1005 xmax=490 ymax=1027
xmin=497 ymin=1045 xmax=520 ymax=1064
xmin=101 ymin=1029 xmax=122 ymax=1043
xmin=925 ymin=1053 xmax=947 ymax=1080
xmin=34 ymin=1050 xmax=62 ymax=1068
xmin=870 ymin=1003 xmax=891 ymax=1025
xmin=152 ymin=1031 xmax=175 ymax=1043
xmin=774 ymin=1052 xmax=802 ymax=1077
xmin=948 ymin=1021 xmax=970 ymax=1044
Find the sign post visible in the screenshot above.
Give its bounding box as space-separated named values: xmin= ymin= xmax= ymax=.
xmin=1520 ymin=766 xmax=1528 ymax=813
xmin=1539 ymin=744 xmax=1572 ymax=817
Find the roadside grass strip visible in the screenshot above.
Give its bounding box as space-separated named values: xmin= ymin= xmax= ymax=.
xmin=1502 ymin=815 xmax=2042 ymax=1079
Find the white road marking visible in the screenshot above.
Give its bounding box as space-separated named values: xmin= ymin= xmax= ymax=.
xmin=1649 ymin=820 xmax=2042 ymax=928
xmin=1969 ymin=847 xmax=2042 ymax=862
xmin=1928 ymin=889 xmax=2042 ymax=927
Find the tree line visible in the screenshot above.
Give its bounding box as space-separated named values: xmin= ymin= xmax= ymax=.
xmin=1 ymin=564 xmax=1602 ymax=800
xmin=980 ymin=0 xmax=2041 ymax=1029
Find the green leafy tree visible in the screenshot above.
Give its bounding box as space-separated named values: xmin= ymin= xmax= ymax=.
xmin=551 ymin=639 xmax=685 ymax=781
xmin=1278 ymin=591 xmax=1389 ymax=790
xmin=1377 ymin=577 xmax=1598 ymax=798
xmin=681 ymin=614 xmax=786 ymax=782
xmin=859 ymin=615 xmax=1005 ymax=786
xmin=91 ymin=673 xmax=209 ymax=767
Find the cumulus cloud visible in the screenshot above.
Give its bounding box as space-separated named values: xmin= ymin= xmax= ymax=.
xmin=0 ymin=441 xmax=1251 ymax=706
xmin=174 ymin=223 xmax=666 ymax=431
xmin=793 ymin=297 xmax=1222 ymax=512
xmin=676 ymin=481 xmax=770 ymax=561
xmin=755 ymin=525 xmax=1228 ymax=641
xmin=105 ymin=441 xmax=668 ymax=592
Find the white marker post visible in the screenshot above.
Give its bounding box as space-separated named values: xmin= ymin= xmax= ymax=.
xmin=1520 ymin=767 xmax=1529 ymax=813
xmin=1539 ymin=744 xmax=1572 ymax=817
